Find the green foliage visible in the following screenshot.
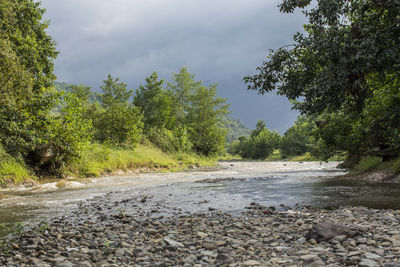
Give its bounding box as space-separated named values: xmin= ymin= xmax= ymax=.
xmin=280 ymin=116 xmax=315 ymax=158
xmin=350 ymin=156 xmax=381 ymax=175
xmin=0 ymin=0 xmax=58 ymax=163
xmin=186 ymin=84 xmax=230 ymax=156
xmin=0 ymin=145 xmax=31 ymax=186
xmin=246 ymin=0 xmax=400 ymax=115
xmin=168 ymin=66 xmax=202 ymax=125
xmin=66 ymin=143 xmax=215 ymax=177
xmin=94 ymin=75 xmax=143 ymax=147
xmin=164 ymin=67 xmax=230 ymax=156
xmin=48 ymin=93 xmax=93 ymax=164
xmin=68 ymin=84 xmax=93 ymax=104
xmin=95 ymin=104 xmax=143 ymax=147
xmin=233 ymin=120 xmax=281 ymax=160
xmin=245 ymin=0 xmax=400 ymax=165
xmin=146 ymin=127 xmax=192 ymax=153
xmin=133 ymin=72 xmax=174 ymax=131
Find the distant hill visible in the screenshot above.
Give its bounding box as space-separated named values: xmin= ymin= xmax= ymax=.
xmin=223 ymin=116 xmax=251 ymax=143
xmin=54 ymin=81 xmax=72 ymax=92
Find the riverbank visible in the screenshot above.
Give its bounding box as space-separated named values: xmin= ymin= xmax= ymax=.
xmin=1 ymin=200 xmax=400 ymax=266
xmin=344 ymin=156 xmax=400 ymax=183
xmin=0 ymin=143 xmax=217 ymax=188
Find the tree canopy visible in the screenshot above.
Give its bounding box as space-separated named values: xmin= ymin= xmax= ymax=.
xmin=0 ymin=0 xmax=58 ymax=161
xmin=245 ymin=0 xmax=400 ymax=164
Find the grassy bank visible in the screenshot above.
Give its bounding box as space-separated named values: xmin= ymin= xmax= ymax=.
xmin=0 ymin=143 xmax=216 ymax=187
xmin=349 ymin=155 xmax=400 ymax=176
xmin=0 ymin=147 xmax=34 ymax=187
xmin=66 ymin=143 xmax=216 ymax=177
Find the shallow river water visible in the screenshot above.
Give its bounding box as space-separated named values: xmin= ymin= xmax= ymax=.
xmin=1 ymin=161 xmax=400 ymax=225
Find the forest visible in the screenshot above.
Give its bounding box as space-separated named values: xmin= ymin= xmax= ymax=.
xmin=243 ymin=0 xmax=400 ymax=172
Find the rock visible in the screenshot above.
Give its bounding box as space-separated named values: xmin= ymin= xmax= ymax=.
xmin=202 ymin=241 xmax=217 ymax=250
xmin=216 ymin=254 xmax=229 ymax=263
xmin=196 ymin=231 xmax=208 ymax=239
xmin=305 ymin=222 xmax=353 ymax=243
xmin=364 ymin=252 xmax=381 ymax=260
xmin=146 ymin=228 xmax=158 ymax=235
xmin=56 ymin=262 xmax=74 ymax=267
xmin=332 ymin=234 xmax=347 ymax=243
xmin=183 ymin=255 xmax=197 ymax=264
xmin=32 ymin=142 xmax=59 ymax=164
xmin=163 ymin=236 xmax=184 ymax=248
xmin=65 ymin=247 xmax=79 ymax=252
xmin=243 ymin=260 xmax=261 ymax=266
xmin=359 ymin=259 xmax=378 ymax=267
xmin=300 ymin=254 xmax=321 ymax=264
xmin=310 ymin=260 xmax=325 ymax=267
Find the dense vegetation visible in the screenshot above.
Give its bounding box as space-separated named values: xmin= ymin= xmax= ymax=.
xmin=0 ymin=0 xmax=231 ymax=185
xmin=244 ymin=0 xmax=400 ymax=167
xmin=229 ymin=121 xmax=281 ymax=160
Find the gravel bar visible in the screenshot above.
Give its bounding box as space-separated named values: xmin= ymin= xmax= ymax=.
xmin=2 ymin=194 xmax=400 ymax=267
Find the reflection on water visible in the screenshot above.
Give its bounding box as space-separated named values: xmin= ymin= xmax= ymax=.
xmin=1 ymin=161 xmax=399 ymax=226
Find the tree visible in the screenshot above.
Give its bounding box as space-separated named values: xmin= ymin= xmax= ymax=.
xmin=244 ymin=0 xmax=400 ymax=163
xmin=245 ymin=0 xmax=400 ymax=114
xmin=280 ymin=116 xmax=315 ymax=158
xmin=0 ymin=0 xmax=58 ymax=161
xmin=95 ymin=75 xmax=143 ymax=147
xmin=186 ymin=84 xmax=230 ymax=156
xmin=48 ymin=93 xmax=93 ymax=166
xmin=168 ymin=66 xmax=202 ymax=125
xmin=133 ymin=72 xmax=174 ymax=131
xmin=234 ymin=120 xmax=281 ymax=159
xmin=68 ymin=84 xmax=93 ymax=104
xmin=99 ymin=75 xmax=132 ymax=107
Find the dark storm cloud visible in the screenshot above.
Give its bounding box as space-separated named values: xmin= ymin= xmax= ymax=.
xmin=41 ymin=0 xmax=307 ymax=132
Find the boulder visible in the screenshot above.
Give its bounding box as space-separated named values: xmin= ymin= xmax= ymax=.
xmin=34 ymin=142 xmax=59 ymax=164
xmin=305 ymin=222 xmax=353 ymax=243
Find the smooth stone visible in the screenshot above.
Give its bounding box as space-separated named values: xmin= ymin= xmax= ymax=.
xmin=183 ymin=255 xmax=197 ymax=264
xmin=310 ymin=260 xmax=325 ymax=267
xmin=243 ymin=260 xmax=261 ymax=266
xmin=202 ymin=242 xmax=217 ymax=250
xmin=163 ymin=236 xmax=184 ymax=248
xmin=364 ymin=252 xmax=382 ymax=260
xmin=306 ymin=222 xmax=352 ymax=242
xmin=300 ymin=254 xmax=321 ymax=263
xmin=359 ymin=259 xmax=379 ymax=267
xmin=56 ymin=262 xmax=74 ymax=267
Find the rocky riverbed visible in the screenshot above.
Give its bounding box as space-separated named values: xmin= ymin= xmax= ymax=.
xmin=1 ymin=193 xmax=400 ymax=267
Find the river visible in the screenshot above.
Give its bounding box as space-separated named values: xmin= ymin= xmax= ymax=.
xmin=1 ymin=161 xmax=400 ymax=226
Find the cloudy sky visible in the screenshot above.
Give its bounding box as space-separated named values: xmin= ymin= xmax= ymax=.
xmin=41 ymin=0 xmax=307 ymax=133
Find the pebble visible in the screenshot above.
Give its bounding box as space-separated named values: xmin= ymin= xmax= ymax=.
xmin=359 ymin=259 xmax=379 ymax=267
xmin=1 ymin=198 xmax=400 ymax=266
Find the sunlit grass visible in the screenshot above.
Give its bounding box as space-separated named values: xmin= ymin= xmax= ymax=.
xmin=288 ymin=152 xmax=317 ymax=162
xmin=374 ymin=156 xmax=400 ymax=174
xmin=218 ymin=153 xmax=241 ymax=161
xmin=66 ymin=143 xmax=216 ymax=177
xmin=266 ymin=150 xmax=282 ymax=161
xmin=349 ymin=156 xmax=381 ymax=175
xmin=0 ymin=159 xmax=32 ymax=187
